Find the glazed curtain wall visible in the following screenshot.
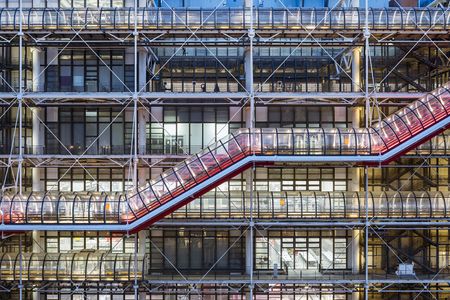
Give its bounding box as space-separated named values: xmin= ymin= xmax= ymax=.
xmin=2 ymin=45 xmax=446 ymax=94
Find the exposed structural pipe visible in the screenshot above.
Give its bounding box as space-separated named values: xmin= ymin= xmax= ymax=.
xmin=30 ymin=48 xmax=44 ymax=300
xmin=350 ymin=35 xmax=362 ymax=300
xmin=363 ymin=1 xmax=370 ymax=298
xmin=0 ymin=83 xmax=449 ymax=232
xmin=0 ymin=91 xmax=428 ymax=100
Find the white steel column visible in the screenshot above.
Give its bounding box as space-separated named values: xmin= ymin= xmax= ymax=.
xmin=32 ymin=46 xmax=44 ymax=187
xmin=363 ymin=0 xmax=371 ymax=299
xmin=31 ymin=228 xmax=42 ymax=299
xmin=139 ymin=49 xmax=148 ymax=92
xmin=351 ymin=35 xmax=361 ymax=300
xmin=132 ymin=2 xmax=140 ymax=299
xmin=17 ymin=0 xmax=24 ymax=199
xmin=138 ymin=109 xmax=149 ymax=186
xmin=350 ymin=109 xmax=361 ymax=299
xmin=132 ymin=0 xmax=139 ymax=191
xmin=138 ymin=48 xmax=149 ymax=185
xmin=138 ymin=108 xmax=148 ymax=156
xmin=245 ymin=230 xmax=252 ymax=274
xmin=31 ymin=106 xmax=43 ymax=266
xmin=244 ymin=48 xmax=254 ymax=128
xmin=31 ymin=41 xmax=44 ymax=300
xmin=18 ymin=1 xmax=24 ymax=300
xmin=32 ymin=48 xmax=43 ymax=92
xmin=138 ymin=230 xmax=148 ymax=300
xmin=138 ymin=108 xmax=149 ymax=186
xmin=31 ymin=107 xmax=44 ymax=157
xmin=30 ymin=118 xmax=42 ymax=273
xmin=244 ymin=1 xmax=255 ymax=299
xmin=352 ymin=47 xmax=361 ymax=93
xmin=32 ymin=45 xmax=44 ymax=189
xmin=351 ymin=102 xmax=363 ymax=295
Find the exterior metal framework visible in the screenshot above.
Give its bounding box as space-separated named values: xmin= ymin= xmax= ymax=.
xmin=0 ymin=0 xmax=450 ymax=299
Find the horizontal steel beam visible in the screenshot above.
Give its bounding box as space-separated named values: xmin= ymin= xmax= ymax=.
xmin=0 ymin=221 xmax=449 ymax=231
xmin=153 ymin=220 xmax=450 ymax=227
xmin=1 ymin=39 xmax=446 ymax=48
xmin=0 ymin=92 xmax=426 ymax=101
xmin=0 ymin=92 xmax=247 ymax=100
xmin=142 ymin=278 xmax=450 ymax=285
xmin=256 ymin=92 xmax=426 ymax=100
xmin=2 ymin=277 xmax=450 ymax=285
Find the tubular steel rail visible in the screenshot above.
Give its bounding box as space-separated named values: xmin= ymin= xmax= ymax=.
xmin=0 ymin=250 xmax=448 ymax=283
xmin=0 ymin=83 xmax=449 ymax=231
xmin=1 ymin=191 xmax=450 ymax=225
xmin=168 ymin=191 xmax=450 ymax=220
xmin=0 ymin=7 xmax=448 ymax=32
xmin=0 ymin=252 xmax=146 ymax=282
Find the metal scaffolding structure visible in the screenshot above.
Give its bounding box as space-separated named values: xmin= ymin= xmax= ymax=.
xmin=0 ymin=0 xmax=449 ymax=299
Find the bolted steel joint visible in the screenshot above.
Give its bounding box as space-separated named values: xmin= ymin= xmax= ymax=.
xmin=248 ymin=28 xmax=255 ymax=39
xmin=363 ymin=29 xmax=370 ymax=39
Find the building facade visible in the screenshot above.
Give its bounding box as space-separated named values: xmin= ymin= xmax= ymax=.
xmin=0 ymin=0 xmax=449 ymax=299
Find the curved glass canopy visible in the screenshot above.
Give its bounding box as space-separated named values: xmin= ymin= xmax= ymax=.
xmin=0 ymin=84 xmax=449 ymax=230
xmin=0 ymin=252 xmax=146 ymax=282
xmin=0 ymin=7 xmax=448 ymax=31
xmin=171 ymin=191 xmax=450 ymax=220
xmin=1 ymin=191 xmax=449 ymax=225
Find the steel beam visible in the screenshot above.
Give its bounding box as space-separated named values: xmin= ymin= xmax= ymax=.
xmin=0 ymin=92 xmax=426 ymax=101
